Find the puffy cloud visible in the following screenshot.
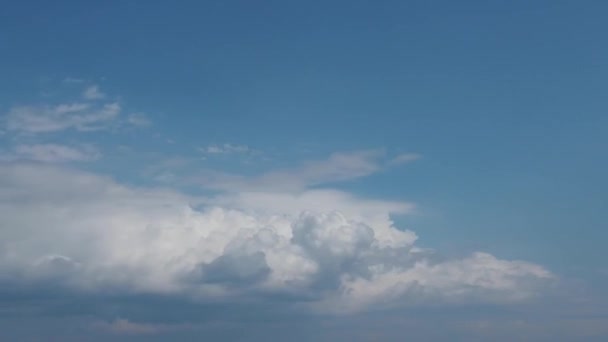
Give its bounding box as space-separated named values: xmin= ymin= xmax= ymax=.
xmin=326 ymin=252 xmax=552 ymax=313
xmin=210 ymin=190 xmax=415 ymax=249
xmin=0 ymin=163 xmax=553 ymax=314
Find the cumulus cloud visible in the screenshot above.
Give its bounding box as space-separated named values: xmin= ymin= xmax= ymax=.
xmin=0 ymin=163 xmax=553 ymax=314
xmin=3 ymin=143 xmax=101 ymax=162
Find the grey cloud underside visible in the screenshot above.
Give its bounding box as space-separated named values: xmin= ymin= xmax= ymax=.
xmin=0 ymin=163 xmax=553 ymax=314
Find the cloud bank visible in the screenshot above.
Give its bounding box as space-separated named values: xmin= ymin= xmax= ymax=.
xmin=0 ymin=162 xmax=553 ymax=314
xmin=0 ymin=81 xmax=554 ymax=328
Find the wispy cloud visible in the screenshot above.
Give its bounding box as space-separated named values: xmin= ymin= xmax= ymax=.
xmin=389 ymin=153 xmax=420 ymax=166
xmin=193 ymin=149 xmax=417 ymax=192
xmin=62 ymin=77 xmax=85 ymax=84
xmin=127 ymin=113 xmax=151 ymax=127
xmin=94 ymin=318 xmax=192 ymax=335
xmin=3 ymin=82 xmax=150 ymax=134
xmin=82 ymin=85 xmax=106 ymax=100
xmin=7 ymin=143 xmax=101 ymax=162
xmin=198 ymin=143 xmax=251 ymax=155
xmin=6 ymin=102 xmax=120 ymax=133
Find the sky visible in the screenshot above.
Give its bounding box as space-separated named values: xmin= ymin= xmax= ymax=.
xmin=0 ymin=1 xmax=607 ymax=341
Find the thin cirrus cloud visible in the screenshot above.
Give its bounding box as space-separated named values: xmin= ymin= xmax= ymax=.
xmin=198 ymin=143 xmax=252 ymax=155
xmin=4 ymin=84 xmax=147 ymax=134
xmin=192 ymin=149 xmax=419 ymax=192
xmin=4 ymin=143 xmax=101 ymax=162
xmin=92 ymin=318 xmax=193 ymax=335
xmin=127 ymin=113 xmax=152 ymax=127
xmin=82 ymin=85 xmax=106 ymax=100
xmin=6 ymin=102 xmax=121 ymax=133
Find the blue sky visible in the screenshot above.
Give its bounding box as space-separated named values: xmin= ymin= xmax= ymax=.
xmin=1 ymin=1 xmax=607 ymax=341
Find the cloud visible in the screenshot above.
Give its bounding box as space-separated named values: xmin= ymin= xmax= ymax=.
xmin=97 ymin=319 xmax=161 ymax=334
xmin=5 ymin=102 xmax=120 ymax=133
xmin=127 ymin=113 xmax=151 ymax=127
xmin=2 ymin=83 xmax=148 ymax=134
xmin=3 ymin=144 xmax=101 ymax=162
xmin=83 ymin=85 xmax=106 ymax=100
xmin=198 ymin=143 xmax=251 ymax=155
xmin=0 ymin=163 xmax=553 ymax=314
xmin=389 ymin=153 xmax=420 ymax=166
xmin=63 ymin=77 xmax=85 ymax=84
xmin=193 ymin=149 xmax=417 ymax=192
xmin=93 ymin=318 xmax=193 ymax=335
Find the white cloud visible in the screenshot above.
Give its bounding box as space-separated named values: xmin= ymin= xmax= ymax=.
xmin=5 ymin=102 xmax=120 ymax=133
xmin=324 ymin=252 xmax=551 ymax=313
xmin=3 ymin=83 xmax=147 ymax=134
xmin=193 ymin=149 xmax=417 ymax=192
xmin=199 ymin=143 xmax=251 ymax=155
xmin=93 ymin=318 xmax=192 ymax=335
xmin=63 ymin=77 xmax=85 ymax=84
xmin=127 ymin=113 xmax=151 ymax=127
xmin=8 ymin=144 xmax=100 ymax=162
xmin=209 ymin=190 xmax=415 ymax=249
xmin=0 ymin=163 xmax=553 ymax=314
xmin=83 ymin=85 xmax=106 ymax=100
xmin=389 ymin=153 xmax=420 ymax=166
